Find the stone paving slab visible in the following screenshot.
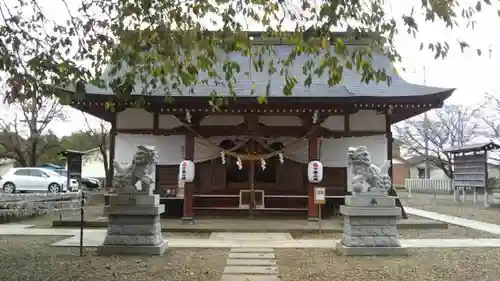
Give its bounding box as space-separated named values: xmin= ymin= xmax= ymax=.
xmin=210 ymin=232 xmax=293 ymax=240
xmin=221 ymin=275 xmax=281 ymax=281
xmin=224 ymin=266 xmax=278 ymax=275
xmin=0 ymin=227 xmax=106 ymax=236
xmin=406 ymin=207 xmax=500 ymax=235
xmin=51 ymin=233 xmax=500 ymax=249
xmin=228 ymin=253 xmax=276 ymax=259
xmin=56 ymin=216 xmax=447 ymax=231
xmin=226 ymin=259 xmax=277 ymax=266
xmin=402 ymin=238 xmax=500 ymax=248
xmin=231 ymin=248 xmax=274 ymax=253
xmin=3 ymin=218 xmax=500 ymax=249
xmin=0 ymin=224 xmax=34 ymax=229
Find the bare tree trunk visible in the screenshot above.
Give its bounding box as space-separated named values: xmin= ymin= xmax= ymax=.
xmin=29 ymin=139 xmax=37 ymax=166
xmin=101 ymin=145 xmax=111 ymax=188
xmin=28 ymin=97 xmax=38 ymax=166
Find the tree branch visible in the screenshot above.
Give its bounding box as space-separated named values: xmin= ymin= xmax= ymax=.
xmin=393 ymin=104 xmax=482 ymax=178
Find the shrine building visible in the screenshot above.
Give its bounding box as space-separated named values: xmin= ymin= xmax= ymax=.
xmin=65 ymin=31 xmax=454 ymax=222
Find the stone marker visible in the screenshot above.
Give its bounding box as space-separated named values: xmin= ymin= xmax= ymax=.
xmin=97 ymin=145 xmax=167 ymax=256
xmin=336 ymin=147 xmax=407 ymax=256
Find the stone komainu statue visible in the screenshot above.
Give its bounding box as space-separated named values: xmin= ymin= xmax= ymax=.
xmin=347 ymin=146 xmax=392 ymax=193
xmin=113 ymin=145 xmax=159 ymax=193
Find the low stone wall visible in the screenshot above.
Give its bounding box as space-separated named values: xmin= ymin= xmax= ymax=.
xmin=0 ymin=193 xmax=84 ymax=222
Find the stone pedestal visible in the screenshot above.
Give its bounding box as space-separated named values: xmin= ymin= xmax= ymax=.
xmin=336 ymin=192 xmax=407 ymax=256
xmin=97 ymin=193 xmax=168 ymax=256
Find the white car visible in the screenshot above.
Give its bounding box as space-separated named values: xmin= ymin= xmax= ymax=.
xmin=0 ymin=167 xmax=70 ymax=193
xmin=52 ymin=169 xmax=80 ymax=191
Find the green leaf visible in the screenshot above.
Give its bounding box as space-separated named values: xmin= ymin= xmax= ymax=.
xmin=257 ymin=96 xmax=267 ymax=104
xmin=305 ymin=74 xmax=312 ymax=87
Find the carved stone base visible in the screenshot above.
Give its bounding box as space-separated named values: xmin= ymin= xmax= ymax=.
xmin=97 ymin=193 xmax=167 ymax=256
xmin=97 ymin=240 xmax=168 ymax=256
xmin=181 ymin=216 xmax=194 ymax=224
xmin=336 ymin=193 xmax=407 ymax=256
xmin=335 ymin=242 xmax=407 ymax=256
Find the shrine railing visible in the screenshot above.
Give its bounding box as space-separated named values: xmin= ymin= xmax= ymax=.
xmin=405 ymin=179 xmax=454 ymax=195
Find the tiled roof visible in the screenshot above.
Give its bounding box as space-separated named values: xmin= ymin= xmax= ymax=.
xmin=444 ymin=141 xmax=500 ymax=153
xmin=81 ymin=46 xmax=453 ymax=99
xmin=404 ymin=155 xmax=449 ymax=166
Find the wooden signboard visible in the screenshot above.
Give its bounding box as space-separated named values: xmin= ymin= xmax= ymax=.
xmin=314 ymin=187 xmax=326 ymax=204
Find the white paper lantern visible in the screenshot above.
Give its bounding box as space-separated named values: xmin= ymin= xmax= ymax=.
xmin=307 ymin=160 xmax=323 ymax=183
xmin=179 ymin=160 xmax=195 ymax=183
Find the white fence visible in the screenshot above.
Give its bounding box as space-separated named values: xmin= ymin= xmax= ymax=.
xmin=405 ymin=179 xmax=454 ymax=195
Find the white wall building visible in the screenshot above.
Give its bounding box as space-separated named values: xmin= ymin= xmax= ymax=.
xmin=79 ymin=148 xmax=109 ymax=180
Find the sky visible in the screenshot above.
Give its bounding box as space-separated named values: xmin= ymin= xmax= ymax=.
xmin=2 ymin=0 xmax=500 ymax=136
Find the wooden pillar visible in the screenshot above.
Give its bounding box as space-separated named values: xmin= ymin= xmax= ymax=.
xmin=108 ymin=114 xmax=116 ymax=189
xmin=385 ymin=121 xmax=393 ymax=179
xmin=248 ymin=140 xmax=255 ymax=218
xmin=244 ymin=115 xmax=259 ymax=219
xmin=307 ymin=135 xmax=319 ymax=221
xmin=182 ymin=132 xmax=195 ymax=224
xmin=386 ymin=112 xmax=408 ymax=219
xmin=104 ymin=113 xmax=116 ymax=208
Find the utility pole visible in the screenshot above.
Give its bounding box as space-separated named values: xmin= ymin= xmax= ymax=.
xmin=423 ymin=66 xmax=430 ymax=179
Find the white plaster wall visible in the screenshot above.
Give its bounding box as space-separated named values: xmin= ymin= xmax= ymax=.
xmin=158 ymin=114 xmax=183 ymax=129
xmin=81 ymin=150 xmax=109 ymax=179
xmin=115 ymin=133 xmax=185 ymax=165
xmin=320 ymin=134 xmax=387 ymax=191
xmin=409 ymin=163 xmax=449 ymax=179
xmin=115 ymin=133 xmax=232 ymax=165
xmin=349 ymin=110 xmax=385 ymax=131
xmin=116 ymin=108 xmax=154 ymax=129
xmin=321 ymin=115 xmax=344 ymax=131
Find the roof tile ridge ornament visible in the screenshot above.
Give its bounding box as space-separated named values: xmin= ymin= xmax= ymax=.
xmin=387 ymin=105 xmax=394 ymax=115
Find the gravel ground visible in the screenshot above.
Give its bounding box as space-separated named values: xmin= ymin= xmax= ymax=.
xmin=400 ymin=191 xmax=500 ymax=224
xmin=292 ymin=225 xmax=499 ymax=239
xmin=276 ymin=248 xmax=500 ymax=281
xmin=0 ymin=236 xmax=227 ymax=281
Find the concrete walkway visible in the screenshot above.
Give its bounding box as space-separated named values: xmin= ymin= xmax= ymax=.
xmin=405 ymin=207 xmax=500 ymax=235
xmin=4 ymin=207 xmax=500 ymax=249
xmin=49 ymin=233 xmax=500 ymax=248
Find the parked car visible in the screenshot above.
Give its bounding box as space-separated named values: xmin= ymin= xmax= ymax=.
xmin=0 ymin=167 xmax=70 ymax=193
xmin=81 ymin=177 xmax=101 ymax=189
xmin=52 ymin=169 xmax=80 ymax=191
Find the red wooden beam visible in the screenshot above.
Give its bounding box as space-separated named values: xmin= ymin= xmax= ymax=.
xmin=307 ymin=135 xmax=319 ymax=221
xmin=182 ymin=132 xmax=195 ymax=224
